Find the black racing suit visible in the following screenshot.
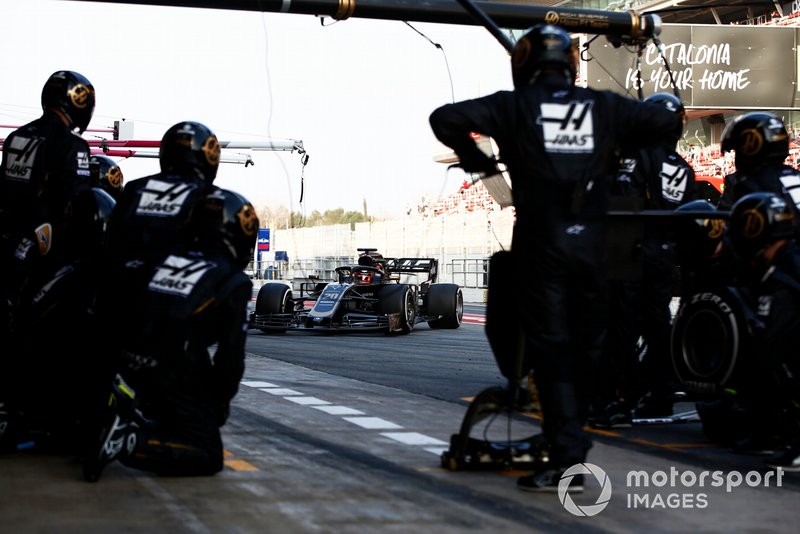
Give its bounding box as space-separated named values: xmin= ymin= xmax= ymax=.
xmin=602 ymin=144 xmax=698 ymax=412
xmin=743 ymin=243 xmax=800 ymax=447
xmin=102 ymin=172 xmax=216 ymax=335
xmin=109 ymin=246 xmax=251 ymax=476
xmin=0 ymin=111 xmax=92 ymax=329
xmin=0 ymin=111 xmax=92 ymax=445
xmin=106 ymin=172 xmax=215 ymax=267
xmin=429 ymin=75 xmax=680 ymax=467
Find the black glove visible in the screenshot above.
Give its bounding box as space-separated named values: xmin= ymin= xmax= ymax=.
xmin=457 ymin=154 xmax=499 ymax=176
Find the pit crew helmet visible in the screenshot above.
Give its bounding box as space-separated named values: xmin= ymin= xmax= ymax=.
xmin=511 ymin=24 xmax=576 ymax=89
xmin=727 ymin=192 xmax=796 ymax=261
xmin=89 ymin=155 xmax=124 ymax=201
xmin=193 ymin=188 xmax=259 ymax=270
xmin=41 ymin=70 xmax=96 ymax=134
xmin=644 ymin=92 xmax=686 ymax=143
xmin=720 ymin=112 xmax=789 ymax=173
xmin=159 ymin=121 xmax=221 ymax=184
xmin=674 ymin=200 xmax=724 ymax=268
xmin=64 ymin=187 xmax=117 ymax=257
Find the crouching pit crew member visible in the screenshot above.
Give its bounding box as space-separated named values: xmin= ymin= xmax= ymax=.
xmin=83 ymin=189 xmax=259 ymax=481
xmin=725 ymin=192 xmax=800 ymax=471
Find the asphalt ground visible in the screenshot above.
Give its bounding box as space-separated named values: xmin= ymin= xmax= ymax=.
xmin=1 ymin=304 xmax=798 ymax=533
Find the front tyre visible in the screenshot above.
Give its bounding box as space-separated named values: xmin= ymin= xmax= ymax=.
xmin=255 ymin=283 xmax=293 ymax=334
xmin=378 ymin=284 xmax=417 ymax=334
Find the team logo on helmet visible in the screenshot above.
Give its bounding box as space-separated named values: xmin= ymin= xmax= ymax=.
xmin=105 ymin=165 xmax=123 ymax=189
xmin=741 ymin=208 xmax=766 ymax=239
xmin=544 ymin=11 xmax=560 ymax=24
xmin=68 ymin=84 xmax=93 ymax=109
xmin=739 ymin=128 xmax=764 ymax=156
xmin=707 ymin=219 xmax=726 ymax=239
xmin=202 ymin=136 xmax=221 ymax=167
xmin=237 ymin=204 xmax=258 ymax=237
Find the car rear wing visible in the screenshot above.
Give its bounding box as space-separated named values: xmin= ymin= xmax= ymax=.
xmin=384 ymin=258 xmax=438 ymax=283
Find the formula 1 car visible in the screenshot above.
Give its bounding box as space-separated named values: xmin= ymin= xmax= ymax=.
xmin=250 ymin=248 xmax=463 ymax=334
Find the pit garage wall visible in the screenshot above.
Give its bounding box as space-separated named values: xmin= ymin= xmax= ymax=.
xmin=266 ymin=209 xmax=516 ymax=303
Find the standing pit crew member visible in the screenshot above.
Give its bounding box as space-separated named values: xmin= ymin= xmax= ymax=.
xmin=429 ymin=24 xmax=682 ymax=492
xmin=0 ymin=70 xmax=95 ymax=444
xmin=593 ymin=92 xmax=699 ymax=428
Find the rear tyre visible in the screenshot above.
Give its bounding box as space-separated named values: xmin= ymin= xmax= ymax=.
xmin=255 ymin=283 xmax=293 ymax=334
xmin=378 ymin=284 xmax=416 ymax=334
xmin=426 ymin=283 xmax=463 ymax=329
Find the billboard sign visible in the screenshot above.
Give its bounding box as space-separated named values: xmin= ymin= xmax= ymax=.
xmin=584 ymin=24 xmax=798 ymax=110
xmin=257 ymin=228 xmax=270 ymax=256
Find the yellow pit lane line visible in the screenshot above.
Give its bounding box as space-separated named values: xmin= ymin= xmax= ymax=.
xmin=223 ymin=450 xmax=259 ymax=471
xmin=225 ymin=459 xmax=260 ymax=472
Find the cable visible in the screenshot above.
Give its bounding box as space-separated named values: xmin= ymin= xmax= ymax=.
xmin=404 ymin=22 xmax=455 ymax=103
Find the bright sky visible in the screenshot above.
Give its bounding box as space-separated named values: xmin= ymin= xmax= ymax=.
xmin=0 ymin=0 xmax=512 ymax=219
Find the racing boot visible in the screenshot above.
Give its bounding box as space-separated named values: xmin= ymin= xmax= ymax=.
xmin=82 ymin=413 xmax=138 ymax=482
xmin=82 ymin=374 xmax=148 ymax=482
xmin=107 ymin=373 xmax=150 ymax=428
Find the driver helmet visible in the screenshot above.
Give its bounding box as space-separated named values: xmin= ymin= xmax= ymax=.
xmin=726 ymin=192 xmax=796 ymax=261
xmin=89 ymin=155 xmax=124 ymax=200
xmin=354 ymin=271 xmax=373 ymax=284
xmin=720 ymin=112 xmax=789 ymax=173
xmin=511 ymin=24 xmax=576 ymax=89
xmin=41 ymin=70 xmax=96 ymax=134
xmin=159 ymin=121 xmax=221 ymax=184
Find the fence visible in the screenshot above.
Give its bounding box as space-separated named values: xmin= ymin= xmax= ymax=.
xmin=254 ymin=208 xmax=515 ymax=290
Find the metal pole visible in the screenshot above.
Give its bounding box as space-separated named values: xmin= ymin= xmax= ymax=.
xmin=64 ymin=0 xmax=661 ymax=38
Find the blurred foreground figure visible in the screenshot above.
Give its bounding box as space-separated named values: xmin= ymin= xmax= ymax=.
xmin=429 ymin=24 xmax=681 ymax=493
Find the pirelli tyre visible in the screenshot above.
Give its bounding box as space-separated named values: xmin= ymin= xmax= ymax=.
xmin=670 ymin=287 xmax=753 ymax=397
xmin=378 ymin=284 xmax=417 ymax=334
xmin=255 ymin=283 xmax=293 ymax=334
xmin=426 ymin=283 xmax=463 ymax=329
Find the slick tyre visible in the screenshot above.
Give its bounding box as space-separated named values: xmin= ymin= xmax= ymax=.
xmin=426 ymin=283 xmax=463 ymax=329
xmin=670 ymin=287 xmax=751 ymax=396
xmin=378 ymin=284 xmax=416 ymax=334
xmin=255 ymin=283 xmax=293 ymax=334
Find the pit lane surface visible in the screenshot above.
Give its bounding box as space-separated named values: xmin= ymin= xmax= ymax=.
xmin=1 ymin=304 xmax=798 ymax=533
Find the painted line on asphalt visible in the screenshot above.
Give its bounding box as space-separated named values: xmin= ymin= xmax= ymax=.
xmin=241 ymin=381 xmax=445 ymax=457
